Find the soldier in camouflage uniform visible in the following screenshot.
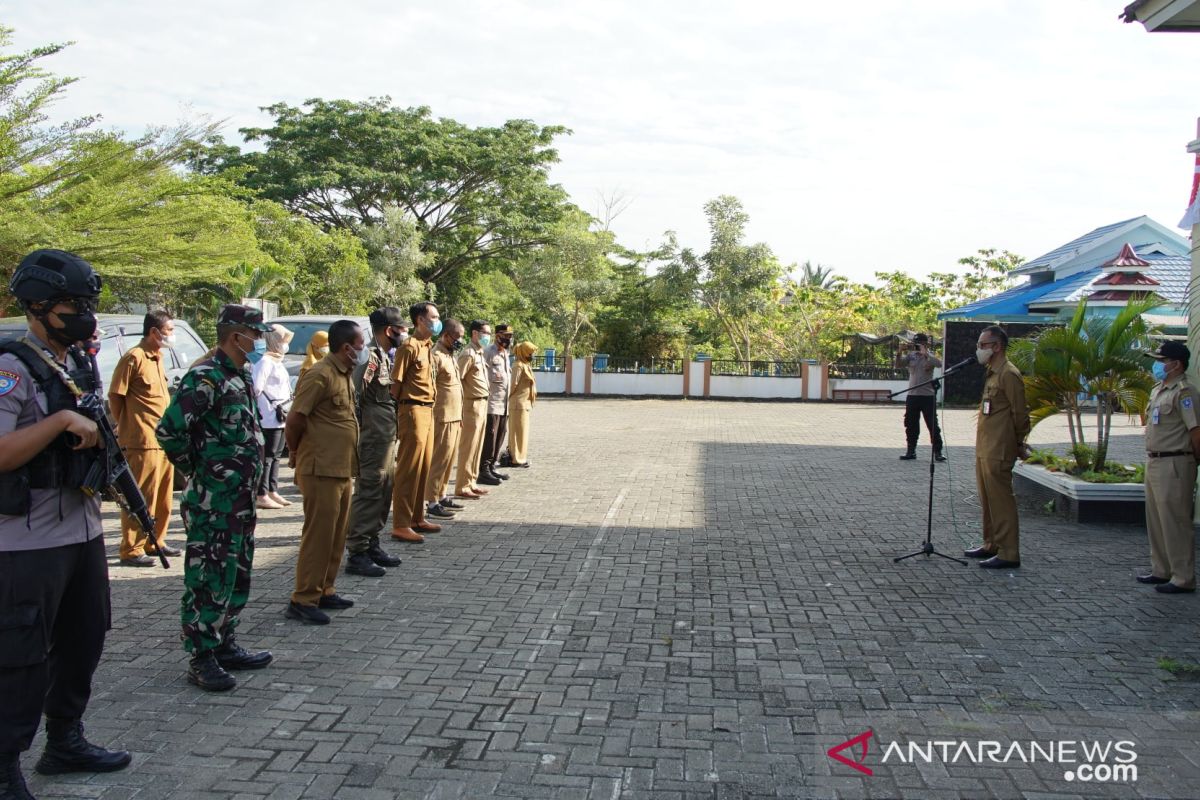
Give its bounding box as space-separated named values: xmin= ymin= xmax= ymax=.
xmin=156 ymin=305 xmax=275 ymax=692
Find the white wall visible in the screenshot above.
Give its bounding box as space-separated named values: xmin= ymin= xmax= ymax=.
xmin=687 ymin=362 xmax=705 ymax=397
xmin=709 ymin=375 xmax=804 ymax=399
xmin=591 ymin=372 xmax=683 ymax=396
xmin=536 ymin=372 xmax=566 ymax=394
xmin=805 ymin=370 xmax=823 ymax=400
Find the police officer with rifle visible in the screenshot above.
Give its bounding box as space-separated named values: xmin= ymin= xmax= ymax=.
xmin=0 ymin=250 xmax=137 ymax=800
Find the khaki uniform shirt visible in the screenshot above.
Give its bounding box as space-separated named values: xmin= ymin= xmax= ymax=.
xmin=976 ymin=355 xmax=1030 ymax=462
xmin=354 ymin=341 xmax=396 ymax=442
xmin=485 ymin=344 xmax=511 ymax=415
xmin=457 ymin=342 xmax=489 ymax=401
xmin=431 ymin=342 xmax=463 ymax=424
xmin=108 ymin=343 xmax=169 ymax=449
xmin=291 ymin=353 xmax=359 ymax=478
xmin=391 ymin=337 xmax=435 ymax=404
xmin=1145 ymin=375 xmax=1200 ymax=453
xmin=510 ymin=361 xmax=537 ymax=412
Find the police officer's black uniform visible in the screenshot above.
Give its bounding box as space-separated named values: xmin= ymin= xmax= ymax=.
xmin=0 ymin=251 xmax=131 ymax=800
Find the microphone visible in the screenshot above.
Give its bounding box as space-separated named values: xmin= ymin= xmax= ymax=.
xmin=945 ymin=357 xmax=974 ymax=372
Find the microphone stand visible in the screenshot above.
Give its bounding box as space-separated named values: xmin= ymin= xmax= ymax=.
xmin=890 ymin=358 xmax=975 ymax=565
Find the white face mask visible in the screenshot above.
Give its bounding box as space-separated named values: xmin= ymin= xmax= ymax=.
xmin=976 ymin=346 xmax=994 ymax=365
xmin=161 ymin=333 xmax=176 ymax=348
xmin=317 ymin=347 xmax=329 ymax=357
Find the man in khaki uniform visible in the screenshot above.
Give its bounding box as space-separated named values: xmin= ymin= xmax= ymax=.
xmin=109 ymin=310 xmax=180 ymax=566
xmin=1139 ymin=341 xmax=1200 ymax=594
xmin=390 ymin=302 xmax=442 ymax=544
xmin=425 ymin=319 xmax=466 ymax=519
xmin=285 ymin=320 xmax=362 ymax=625
xmin=965 ymin=325 xmax=1030 ymax=569
xmin=344 ymin=307 xmax=406 ymax=578
xmin=455 ymin=321 xmax=493 ymax=498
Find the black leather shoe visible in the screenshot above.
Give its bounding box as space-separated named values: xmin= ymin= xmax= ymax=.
xmin=35 ymin=718 xmax=133 ymax=775
xmin=185 ymin=650 xmax=237 ymax=692
xmin=1137 ymin=574 xmax=1170 ymax=585
xmin=285 ymin=602 xmax=330 ymax=625
xmin=492 ymin=469 xmax=510 ymax=481
xmin=512 ymin=462 xmax=530 ymax=468
xmin=963 ymin=546 xmax=997 ymax=559
xmin=427 ymin=503 xmax=456 ymax=519
xmin=899 ymin=451 xmax=917 ymax=461
xmin=478 ymin=473 xmax=502 ymax=486
xmin=146 ymin=543 xmax=182 ymax=557
xmin=367 ymin=544 xmax=402 ymax=568
xmin=934 ymin=453 xmax=947 ymax=463
xmin=346 ymin=552 xmax=386 ymax=577
xmin=441 ymin=497 xmax=464 ymax=510
xmin=119 ymin=555 xmax=155 ymax=567
xmin=318 ymin=594 xmax=355 ymax=610
xmin=1155 ymin=583 xmax=1195 ymax=594
xmin=979 ymin=556 xmax=1020 ymax=569
xmin=0 ymin=752 xmax=32 ymax=800
xmin=214 ymin=638 xmax=273 ymax=670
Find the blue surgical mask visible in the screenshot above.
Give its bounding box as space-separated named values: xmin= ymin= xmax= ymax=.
xmin=355 ymin=345 xmax=370 ymax=366
xmin=429 ymin=318 xmax=443 ymax=336
xmin=479 ymin=334 xmax=492 ymax=348
xmin=239 ymin=334 xmax=267 ymax=365
xmin=1152 ymin=361 xmax=1168 ymax=381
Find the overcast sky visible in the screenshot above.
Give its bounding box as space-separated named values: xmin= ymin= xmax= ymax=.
xmin=5 ymin=1 xmax=1198 ymax=282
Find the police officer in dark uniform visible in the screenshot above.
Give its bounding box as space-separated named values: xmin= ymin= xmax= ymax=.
xmin=0 ymin=250 xmax=131 ymax=800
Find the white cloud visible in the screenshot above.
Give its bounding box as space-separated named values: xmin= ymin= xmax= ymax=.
xmin=5 ymin=0 xmax=1198 ymax=281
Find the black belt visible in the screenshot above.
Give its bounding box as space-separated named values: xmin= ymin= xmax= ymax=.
xmin=1147 ymin=451 xmax=1192 ymax=458
xmin=398 ymin=399 xmax=434 ymax=408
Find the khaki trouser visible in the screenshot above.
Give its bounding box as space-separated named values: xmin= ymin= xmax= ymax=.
xmin=426 ymin=420 xmax=462 ymax=504
xmin=456 ymin=398 xmax=488 ymax=494
xmin=291 ymin=473 xmax=353 ymax=606
xmin=120 ymin=448 xmax=174 ymax=559
xmin=976 ymin=457 xmax=1020 ymax=561
xmin=1145 ymin=455 xmax=1197 ymax=589
xmin=509 ymin=402 xmax=531 ymax=464
xmin=393 ymin=404 xmax=434 ymax=527
xmin=347 ymin=433 xmax=397 ymax=554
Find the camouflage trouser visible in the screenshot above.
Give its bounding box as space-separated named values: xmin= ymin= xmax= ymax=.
xmin=180 ymin=497 xmax=256 ymax=654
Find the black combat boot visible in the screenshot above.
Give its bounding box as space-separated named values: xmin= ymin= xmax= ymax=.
xmin=214 ymin=637 xmax=273 ymax=671
xmin=899 ymin=449 xmax=917 ymax=460
xmin=186 ymin=650 xmax=237 ymax=692
xmin=346 ymin=551 xmax=386 ymax=577
xmin=0 ymin=753 xmax=33 ymax=800
xmin=34 ymin=718 xmax=131 ymax=775
xmin=366 ymin=544 xmax=402 ymax=568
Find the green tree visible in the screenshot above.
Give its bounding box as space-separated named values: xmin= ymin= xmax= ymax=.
xmin=514 ymin=208 xmax=615 ymax=361
xmin=931 ymin=248 xmax=1024 ymax=310
xmin=202 ymin=99 xmax=570 ymax=286
xmin=358 ymin=206 xmax=430 ymax=308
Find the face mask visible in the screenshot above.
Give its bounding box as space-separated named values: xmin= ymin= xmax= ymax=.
xmin=317 ymin=346 xmax=330 ymax=356
xmin=239 ymin=334 xmax=267 ymax=365
xmin=452 ymin=339 xmax=464 ymax=352
xmin=499 ymin=335 xmax=513 ymax=347
xmin=46 ymin=310 xmax=97 ymax=346
xmin=161 ymin=333 xmax=176 ymax=348
xmin=388 ymin=329 xmax=404 ymax=347
xmin=355 ymin=345 xmax=370 ymax=366
xmin=975 ymin=346 xmax=993 ymax=365
xmin=279 ymin=343 xmax=289 ymax=355
xmin=429 ymin=318 xmax=443 ymax=337
xmin=478 ymin=334 xmax=492 ymax=348
xmin=1152 ymin=361 xmax=1168 ymax=381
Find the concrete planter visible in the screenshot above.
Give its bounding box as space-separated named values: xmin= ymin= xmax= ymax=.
xmin=1013 ymin=462 xmax=1144 ymax=524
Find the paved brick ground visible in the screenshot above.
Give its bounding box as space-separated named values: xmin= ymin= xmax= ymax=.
xmin=21 ymin=398 xmax=1200 ymax=799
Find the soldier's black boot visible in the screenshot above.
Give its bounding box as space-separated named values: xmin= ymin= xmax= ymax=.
xmin=186 ymin=650 xmax=237 ymax=692
xmin=214 ymin=637 xmax=273 ymax=670
xmin=367 ymin=544 xmax=402 ymax=568
xmin=346 ymin=551 xmax=386 ymax=577
xmin=0 ymin=753 xmax=33 ymax=800
xmin=34 ymin=718 xmax=131 ymax=775
xmin=899 ymin=449 xmax=917 ymax=460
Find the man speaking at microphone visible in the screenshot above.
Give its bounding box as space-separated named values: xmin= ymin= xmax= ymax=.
xmin=965 ymin=325 xmax=1031 ymax=569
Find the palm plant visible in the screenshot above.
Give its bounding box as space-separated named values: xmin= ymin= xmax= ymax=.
xmin=1008 ymin=298 xmax=1157 ymax=470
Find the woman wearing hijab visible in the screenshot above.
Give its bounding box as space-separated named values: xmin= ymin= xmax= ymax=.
xmin=507 ymin=341 xmax=538 ymax=467
xmin=299 ymin=330 xmax=329 ymax=379
xmin=253 ymin=323 xmax=295 ymax=509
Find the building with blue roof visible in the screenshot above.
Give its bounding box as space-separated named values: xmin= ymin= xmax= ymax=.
xmin=939 ymin=216 xmax=1191 ymax=334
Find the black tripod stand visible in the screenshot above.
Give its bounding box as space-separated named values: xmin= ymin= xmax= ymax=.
xmin=891 ymin=359 xmax=974 ymax=565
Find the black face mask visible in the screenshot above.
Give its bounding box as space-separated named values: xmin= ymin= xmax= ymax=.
xmin=498 ymin=335 xmax=513 ymax=347
xmin=452 ymin=339 xmax=464 ymax=352
xmin=43 ymin=310 xmax=97 ymax=346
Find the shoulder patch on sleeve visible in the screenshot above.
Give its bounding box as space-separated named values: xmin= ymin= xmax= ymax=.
xmin=0 ymin=369 xmax=21 ymax=397
xmin=1183 ymin=397 xmax=1193 ymax=409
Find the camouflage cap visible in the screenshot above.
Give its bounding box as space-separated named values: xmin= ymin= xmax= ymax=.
xmin=217 ymin=304 xmax=271 ymax=332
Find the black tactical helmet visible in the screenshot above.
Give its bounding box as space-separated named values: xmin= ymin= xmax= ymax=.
xmin=9 ymin=249 xmax=103 ymax=305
